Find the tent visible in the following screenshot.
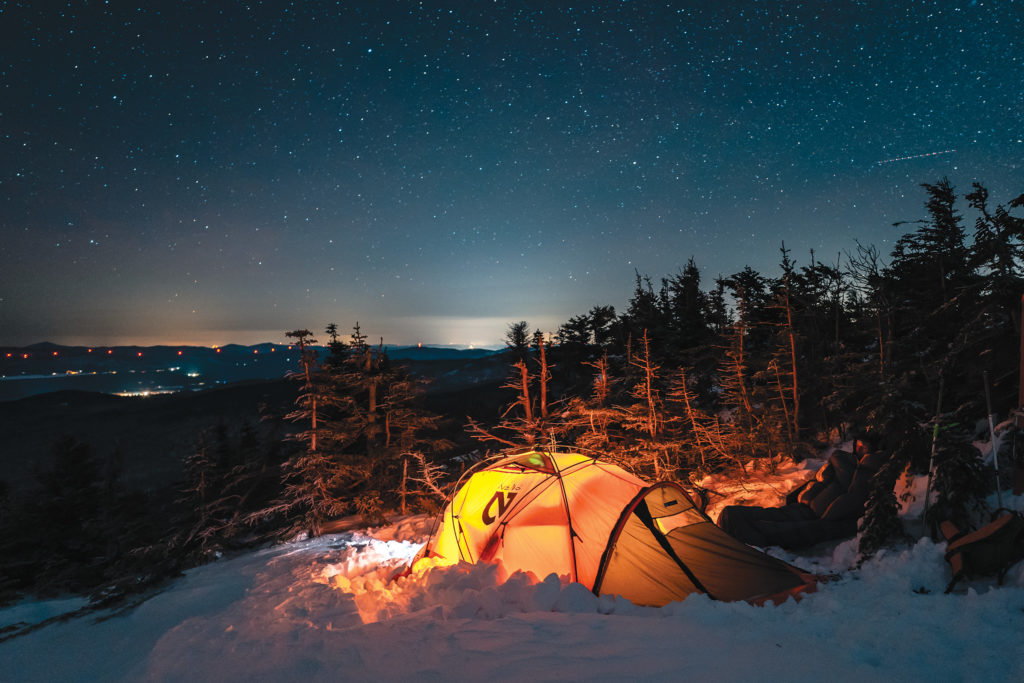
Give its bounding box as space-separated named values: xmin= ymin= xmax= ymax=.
xmin=410 ymin=450 xmax=815 ymax=606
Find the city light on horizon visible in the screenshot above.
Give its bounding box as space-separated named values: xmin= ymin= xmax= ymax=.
xmin=0 ymin=315 xmax=535 ymax=350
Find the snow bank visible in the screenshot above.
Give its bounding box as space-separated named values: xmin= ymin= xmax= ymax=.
xmin=3 ymin=463 xmax=1024 ymax=682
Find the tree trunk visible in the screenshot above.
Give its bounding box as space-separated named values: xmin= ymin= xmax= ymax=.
xmin=678 ymin=366 xmax=708 ymax=468
xmin=400 ymin=457 xmax=408 ymax=516
xmin=784 ymin=284 xmax=800 ymax=436
xmin=538 ymin=339 xmax=549 ymax=420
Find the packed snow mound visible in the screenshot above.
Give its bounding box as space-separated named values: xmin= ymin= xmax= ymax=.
xmin=3 ymin=459 xmax=1024 ymax=681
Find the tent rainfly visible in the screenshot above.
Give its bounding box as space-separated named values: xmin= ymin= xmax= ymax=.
xmin=409 ymin=450 xmax=815 ymax=606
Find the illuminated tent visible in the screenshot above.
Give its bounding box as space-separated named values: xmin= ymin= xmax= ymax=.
xmin=411 ymin=450 xmax=815 ymax=606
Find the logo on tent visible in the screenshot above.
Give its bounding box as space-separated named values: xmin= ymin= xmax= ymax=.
xmin=483 ymin=490 xmax=517 ymax=525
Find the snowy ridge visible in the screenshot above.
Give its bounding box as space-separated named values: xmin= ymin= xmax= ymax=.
xmin=3 ymin=466 xmax=1024 ymax=681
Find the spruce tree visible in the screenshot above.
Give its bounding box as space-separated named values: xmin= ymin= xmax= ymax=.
xmin=261 ymin=329 xmax=351 ymax=537
xmin=505 ymin=321 xmax=531 ymax=360
xmin=615 ymin=330 xmax=672 ymax=478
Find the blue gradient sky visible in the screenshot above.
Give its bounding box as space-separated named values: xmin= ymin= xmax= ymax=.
xmin=2 ymin=1 xmax=1021 ymax=346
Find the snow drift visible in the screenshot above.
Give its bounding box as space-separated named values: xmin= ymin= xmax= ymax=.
xmin=2 ymin=462 xmax=1023 ymax=682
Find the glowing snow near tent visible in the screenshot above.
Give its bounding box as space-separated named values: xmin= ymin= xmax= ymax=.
xmin=2 ymin=457 xmax=1024 ymax=681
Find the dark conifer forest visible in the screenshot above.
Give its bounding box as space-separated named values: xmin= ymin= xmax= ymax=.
xmin=2 ymin=178 xmax=1023 ymax=608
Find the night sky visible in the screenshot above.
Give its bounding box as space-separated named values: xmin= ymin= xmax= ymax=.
xmin=2 ymin=1 xmax=1022 ymax=347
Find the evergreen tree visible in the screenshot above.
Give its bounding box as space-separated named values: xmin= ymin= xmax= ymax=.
xmin=620 ymin=272 xmax=667 ymax=357
xmin=504 ymin=321 xmax=531 ymax=360
xmin=563 ymin=352 xmax=620 ymax=453
xmin=324 ymin=322 xmax=349 ymax=368
xmin=717 ymin=275 xmax=760 ymax=467
xmin=1 ymin=438 xmax=161 ymax=599
xmin=886 ymin=178 xmax=974 ymax=392
xmin=666 ymin=364 xmax=736 ymax=474
xmin=926 ymin=420 xmax=990 ymax=535
xmin=615 ymin=330 xmax=672 ymax=478
xmin=333 ymin=334 xmax=450 ymax=520
xmin=261 ymin=329 xmax=351 ymax=537
xmin=964 ymin=184 xmax=1024 ymax=403
xmin=706 ymin=277 xmax=730 ymax=335
xmin=555 ymin=314 xmax=593 ymax=385
xmin=660 ymin=257 xmax=712 ymax=361
xmin=588 ymin=305 xmax=617 ymax=349
xmin=857 ymin=453 xmax=903 ymax=557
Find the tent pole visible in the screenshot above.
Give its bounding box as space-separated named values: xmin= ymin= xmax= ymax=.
xmin=984 ymin=371 xmax=1003 ymax=510
xmin=923 ymin=376 xmax=943 ymax=539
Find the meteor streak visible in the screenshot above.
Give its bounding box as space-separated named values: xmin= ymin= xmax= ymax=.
xmin=876 ymin=149 xmax=956 ymax=165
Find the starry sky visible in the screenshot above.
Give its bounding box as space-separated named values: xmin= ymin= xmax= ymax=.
xmin=2 ymin=1 xmax=1022 ymax=347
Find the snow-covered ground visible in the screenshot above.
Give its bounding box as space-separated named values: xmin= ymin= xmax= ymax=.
xmin=3 ymin=456 xmax=1023 ymax=682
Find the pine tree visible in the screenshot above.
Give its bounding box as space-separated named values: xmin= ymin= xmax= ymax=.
xmin=615 ymin=330 xmax=672 ymax=478
xmin=666 ymin=364 xmax=737 ymax=474
xmin=772 ymin=245 xmax=800 ymax=439
xmin=588 ymin=305 xmax=617 ymax=349
xmin=573 ymin=353 xmax=618 ymax=449
xmin=964 ymin=184 xmax=1024 ymax=401
xmin=467 ymin=360 xmax=540 ymax=449
xmin=259 ymin=329 xmax=351 ymax=537
xmin=620 ymin=272 xmax=666 ymax=357
xmin=319 ymin=325 xmax=452 ymax=521
xmin=505 ymin=320 xmax=531 ymax=360
xmin=717 ymin=283 xmax=758 ymax=467
xmin=323 ymin=322 xmax=349 ymax=368
xmin=468 ymin=332 xmax=559 ymax=450
xmin=926 ymin=418 xmax=990 ymax=534
xmin=555 ymin=314 xmax=594 ymax=387
xmin=887 ymin=178 xmax=973 ymax=384
xmin=857 ymin=454 xmax=904 ymax=557
xmin=660 ymin=257 xmax=712 ymax=363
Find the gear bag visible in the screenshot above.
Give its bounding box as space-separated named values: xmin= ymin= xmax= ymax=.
xmin=941 ymin=510 xmax=1024 ymax=593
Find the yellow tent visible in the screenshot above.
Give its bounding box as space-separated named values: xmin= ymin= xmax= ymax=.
xmin=411 ymin=450 xmax=814 ymax=606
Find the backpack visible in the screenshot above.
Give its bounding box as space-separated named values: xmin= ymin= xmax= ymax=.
xmin=941 ymin=510 xmax=1024 ymax=593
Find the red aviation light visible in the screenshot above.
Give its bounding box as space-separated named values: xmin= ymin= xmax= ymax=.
xmin=107 ymin=349 xmax=113 ymax=355
xmin=5 ymin=353 xmax=12 ymax=358
xmin=53 ymin=351 xmax=59 ymax=356
xmin=177 ymin=350 xmax=183 ymax=356
xmin=137 ymin=352 xmax=143 ymax=357
xmin=253 ymin=349 xmax=259 ymax=354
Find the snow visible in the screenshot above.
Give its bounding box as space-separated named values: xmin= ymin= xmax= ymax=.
xmin=3 ymin=461 xmax=1024 ymax=682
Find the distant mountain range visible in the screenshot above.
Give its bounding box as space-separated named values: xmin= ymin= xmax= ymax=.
xmin=0 ymin=343 xmax=502 ymax=402
xmin=0 ymin=343 xmax=512 ymax=496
